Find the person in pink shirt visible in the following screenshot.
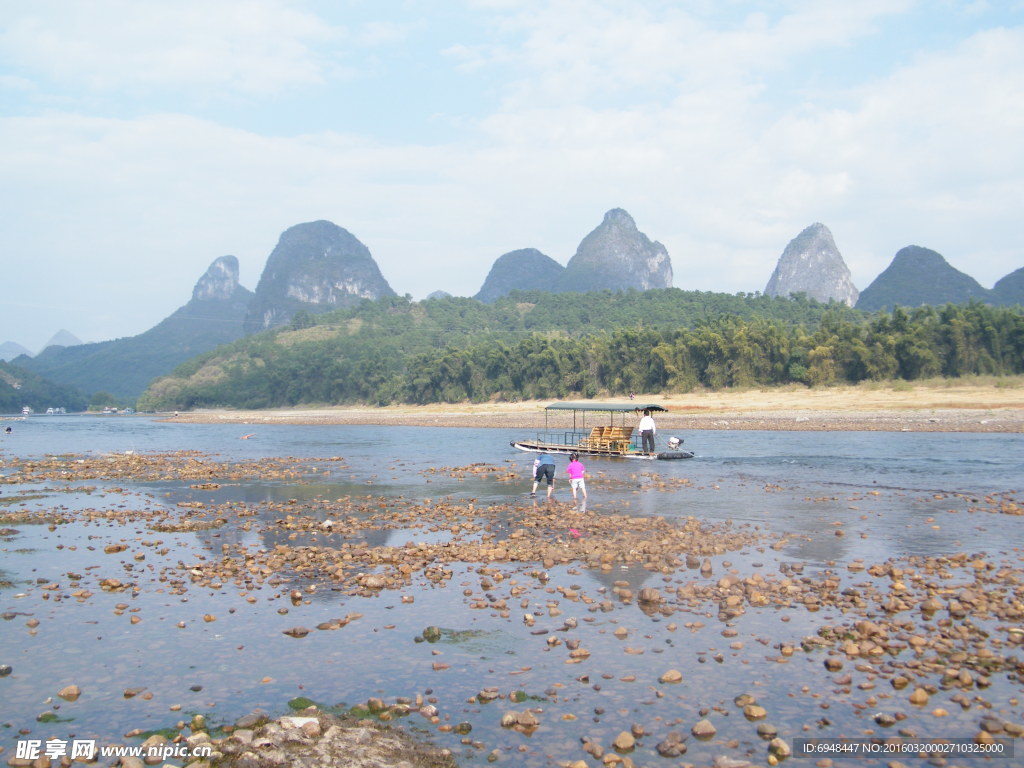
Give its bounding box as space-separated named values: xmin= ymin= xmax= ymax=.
xmin=566 ymin=452 xmax=587 ymax=505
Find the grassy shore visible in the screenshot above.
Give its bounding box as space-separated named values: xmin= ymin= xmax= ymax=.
xmin=164 ymin=378 xmax=1024 ymax=432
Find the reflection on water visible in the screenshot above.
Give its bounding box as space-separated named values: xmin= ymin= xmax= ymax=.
xmin=1 ymin=417 xmax=1023 ymax=766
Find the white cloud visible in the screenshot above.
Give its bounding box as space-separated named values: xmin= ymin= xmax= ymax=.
xmin=451 ymin=0 xmax=914 ymax=111
xmin=1 ymin=0 xmax=1022 ymax=351
xmin=459 ymin=2 xmax=1023 ymax=288
xmin=754 ymin=24 xmax=1024 ymax=282
xmin=1 ymin=0 xmax=337 ymax=95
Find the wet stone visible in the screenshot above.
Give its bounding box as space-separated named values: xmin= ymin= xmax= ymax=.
xmin=756 ymin=722 xmax=778 ymax=738
xmin=57 ymin=684 xmax=81 ymax=701
xmin=692 ymin=718 xmax=717 ymax=738
xmin=659 ymin=669 xmax=683 ymax=684
xmin=612 ymin=731 xmax=635 ymax=751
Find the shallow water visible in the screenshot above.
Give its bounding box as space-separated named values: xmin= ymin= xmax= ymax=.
xmin=1 ymin=415 xmax=1023 ymax=766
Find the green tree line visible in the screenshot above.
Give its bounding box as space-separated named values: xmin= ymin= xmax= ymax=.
xmin=138 ymin=292 xmax=1024 ymax=410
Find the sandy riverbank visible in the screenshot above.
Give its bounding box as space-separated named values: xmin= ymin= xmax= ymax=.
xmin=163 ymin=380 xmax=1024 ymax=433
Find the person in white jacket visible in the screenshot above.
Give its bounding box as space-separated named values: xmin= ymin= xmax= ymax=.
xmin=638 ymin=409 xmax=656 ymax=454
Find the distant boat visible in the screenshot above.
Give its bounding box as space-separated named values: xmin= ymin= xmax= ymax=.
xmin=21 ymin=406 xmax=32 ymax=416
xmin=510 ymin=401 xmax=694 ymax=460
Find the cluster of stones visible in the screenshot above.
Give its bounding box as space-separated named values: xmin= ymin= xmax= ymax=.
xmin=420 ymin=463 xmax=519 ymax=482
xmin=567 ymin=706 xmax=790 ymax=767
xmin=0 ymin=452 xmax=345 ymax=485
xmin=161 ymin=497 xmax=770 ymax=602
xmin=138 ymin=710 xmax=455 ymax=768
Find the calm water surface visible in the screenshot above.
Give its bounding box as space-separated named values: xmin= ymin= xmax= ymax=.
xmin=1 ymin=415 xmax=1022 ymax=766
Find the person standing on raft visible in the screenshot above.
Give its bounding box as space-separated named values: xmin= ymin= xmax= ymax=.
xmin=638 ymin=409 xmax=657 ymax=454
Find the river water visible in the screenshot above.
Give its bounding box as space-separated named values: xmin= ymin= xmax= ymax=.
xmin=1 ymin=415 xmax=1022 ymax=766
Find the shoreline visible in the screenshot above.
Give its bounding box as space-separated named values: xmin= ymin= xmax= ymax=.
xmin=161 ymin=382 xmax=1024 ymax=433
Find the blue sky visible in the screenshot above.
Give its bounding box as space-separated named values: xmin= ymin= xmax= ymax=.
xmin=2 ymin=0 xmax=1022 ymax=351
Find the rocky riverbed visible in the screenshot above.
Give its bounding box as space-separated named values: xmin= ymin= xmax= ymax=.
xmin=2 ymin=449 xmax=1023 ymax=767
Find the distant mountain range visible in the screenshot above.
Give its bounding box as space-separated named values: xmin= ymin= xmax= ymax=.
xmin=762 ymin=224 xmax=1022 ymax=311
xmin=4 ymin=211 xmax=1021 ymax=405
xmin=475 ymin=209 xmax=672 ymax=301
xmin=0 ymin=341 xmax=32 ymax=362
xmin=0 ymin=331 xmax=82 ymax=361
xmin=14 ymin=256 xmax=253 ymax=401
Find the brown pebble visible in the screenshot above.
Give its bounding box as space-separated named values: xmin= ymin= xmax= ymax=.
xmin=908 ymin=688 xmax=929 ymax=705
xmin=612 ymin=731 xmax=635 ymax=751
xmin=692 ymin=718 xmax=716 ymax=738
xmin=57 ymin=685 xmax=81 ymax=701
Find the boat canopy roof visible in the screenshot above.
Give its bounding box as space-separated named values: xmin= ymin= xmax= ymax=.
xmin=544 ymin=401 xmax=668 ymax=413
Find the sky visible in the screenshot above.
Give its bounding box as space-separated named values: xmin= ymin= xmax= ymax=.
xmin=2 ymin=0 xmax=1022 ymax=352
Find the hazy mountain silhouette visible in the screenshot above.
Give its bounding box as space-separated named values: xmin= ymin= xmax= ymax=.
xmin=856 ymin=245 xmax=989 ymax=311
xmin=244 ymin=220 xmax=396 ymax=333
xmin=17 ymin=256 xmax=254 ymax=401
xmin=475 ymin=248 xmax=564 ymax=302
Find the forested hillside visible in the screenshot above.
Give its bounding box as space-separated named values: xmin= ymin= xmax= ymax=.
xmin=138 ymin=290 xmax=1024 ymax=411
xmin=1 ymin=360 xmax=89 ymax=414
